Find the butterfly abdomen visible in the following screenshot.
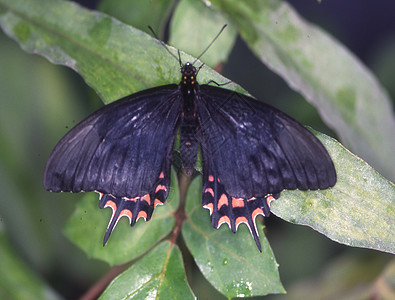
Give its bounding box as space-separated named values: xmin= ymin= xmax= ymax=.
xmin=180 ymin=92 xmax=199 ymax=176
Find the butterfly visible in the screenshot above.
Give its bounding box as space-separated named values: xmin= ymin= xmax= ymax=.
xmin=43 ymin=27 xmax=336 ymax=251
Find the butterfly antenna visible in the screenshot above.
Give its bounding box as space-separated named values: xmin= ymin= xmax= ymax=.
xmin=148 ymin=26 xmax=181 ymax=66
xmin=196 ymin=63 xmax=205 ymax=76
xmin=192 ymin=24 xmax=227 ymax=65
xmin=177 ymin=49 xmax=182 ymax=67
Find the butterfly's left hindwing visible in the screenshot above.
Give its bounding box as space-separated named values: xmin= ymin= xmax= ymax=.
xmin=196 ymin=85 xmax=336 ymax=250
xmin=44 ymin=85 xmax=182 ymax=243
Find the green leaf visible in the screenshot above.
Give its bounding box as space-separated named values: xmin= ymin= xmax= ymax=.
xmin=0 ymin=228 xmax=60 ymax=300
xmin=182 ymin=176 xmax=285 ymax=298
xmin=0 ymin=0 xmax=162 ymax=102
xmin=98 ymin=0 xmax=174 ymax=36
xmin=271 ymin=131 xmax=395 ymax=254
xmin=0 ymin=0 xmax=242 ymax=104
xmin=0 ymin=27 xmax=109 ymax=281
xmin=210 ymin=0 xmax=395 ymax=180
xmin=64 ymin=170 xmax=179 ymax=265
xmin=169 ymin=0 xmax=237 ymax=67
xmin=100 ymin=241 xmax=195 ymax=300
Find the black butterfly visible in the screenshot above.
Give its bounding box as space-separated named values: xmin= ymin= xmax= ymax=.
xmin=44 ymin=28 xmax=336 ymax=251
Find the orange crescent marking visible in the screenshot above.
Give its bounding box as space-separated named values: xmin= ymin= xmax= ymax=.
xmin=232 ymin=197 xmax=245 ymax=208
xmin=208 ymin=175 xmax=214 ymax=182
xmin=217 ymin=194 xmax=229 ymax=210
xmin=247 ymin=197 xmax=256 ymax=202
xmin=204 ymin=187 xmax=214 ymax=197
xmin=119 ymin=209 xmax=133 ymax=223
xmin=203 ymin=203 xmax=214 ymax=215
xmin=159 ymin=172 xmax=165 ymax=179
xmin=154 ymin=198 xmax=163 ymax=207
xmin=218 ymin=216 xmax=231 ymax=228
xmin=137 ymin=210 xmax=147 ymax=221
xmin=104 ymin=200 xmax=117 ymax=212
xmin=155 ymin=184 xmax=167 ymax=193
xmin=266 ymin=195 xmax=275 ymax=206
xmin=252 ymin=208 xmax=264 ymax=220
xmin=141 ymin=194 xmax=151 ymax=205
xmin=235 ymin=216 xmax=248 ymax=228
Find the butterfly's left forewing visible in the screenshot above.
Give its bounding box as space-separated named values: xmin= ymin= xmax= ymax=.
xmin=44 ymin=85 xmax=182 ymax=244
xmin=196 ymin=85 xmax=336 ymax=250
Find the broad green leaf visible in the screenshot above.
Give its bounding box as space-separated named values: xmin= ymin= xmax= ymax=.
xmin=169 ymin=0 xmax=237 ymax=67
xmin=0 ymin=229 xmax=60 ymax=300
xmin=271 ymin=131 xmax=395 ymax=254
xmin=0 ymin=0 xmax=242 ymax=104
xmin=0 ymin=28 xmax=109 ymax=282
xmin=210 ymin=0 xmax=395 ymax=181
xmin=98 ymin=0 xmax=174 ymax=36
xmin=64 ymin=171 xmax=179 ymax=265
xmin=100 ymin=241 xmax=195 ymax=300
xmin=182 ymin=176 xmax=285 ymax=298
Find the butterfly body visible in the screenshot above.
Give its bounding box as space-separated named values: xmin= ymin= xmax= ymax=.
xmin=44 ymin=61 xmax=336 ymax=251
xmin=180 ymin=63 xmax=199 ymax=175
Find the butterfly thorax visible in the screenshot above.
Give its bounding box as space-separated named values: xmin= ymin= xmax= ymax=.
xmin=180 ymin=62 xmax=197 ymax=96
xmin=179 ymin=62 xmax=199 ymax=175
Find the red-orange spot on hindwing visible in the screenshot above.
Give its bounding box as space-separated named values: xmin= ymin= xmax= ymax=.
xmin=217 ymin=194 xmax=229 ymax=210
xmin=159 ymin=172 xmax=165 ymax=179
xmin=137 ymin=210 xmax=147 ymax=221
xmin=266 ymin=195 xmax=275 ymax=206
xmin=119 ymin=209 xmax=133 ymax=223
xmin=208 ymin=175 xmax=214 ymax=182
xmin=104 ymin=200 xmax=117 ymax=211
xmin=203 ymin=203 xmax=214 ymax=215
xmin=155 ymin=184 xmax=167 ymax=193
xmin=124 ymin=196 xmax=138 ymax=202
xmin=141 ymin=194 xmax=151 ymax=205
xmin=204 ymin=187 xmax=214 ymax=197
xmin=232 ymin=198 xmax=245 ymax=208
xmin=154 ymin=199 xmax=163 ymax=207
xmin=235 ymin=216 xmax=248 ymax=229
xmin=252 ymin=208 xmax=264 ymax=220
xmin=247 ymin=197 xmax=256 ymax=202
xmin=218 ymin=216 xmax=231 ymax=227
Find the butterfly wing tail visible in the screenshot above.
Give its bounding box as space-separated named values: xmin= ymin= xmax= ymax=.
xmin=202 ymin=171 xmax=279 ymax=252
xmin=98 ymin=160 xmax=171 ymax=245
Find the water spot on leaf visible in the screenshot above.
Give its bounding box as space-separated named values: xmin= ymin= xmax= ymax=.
xmin=232 ymin=279 xmax=253 ymax=297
